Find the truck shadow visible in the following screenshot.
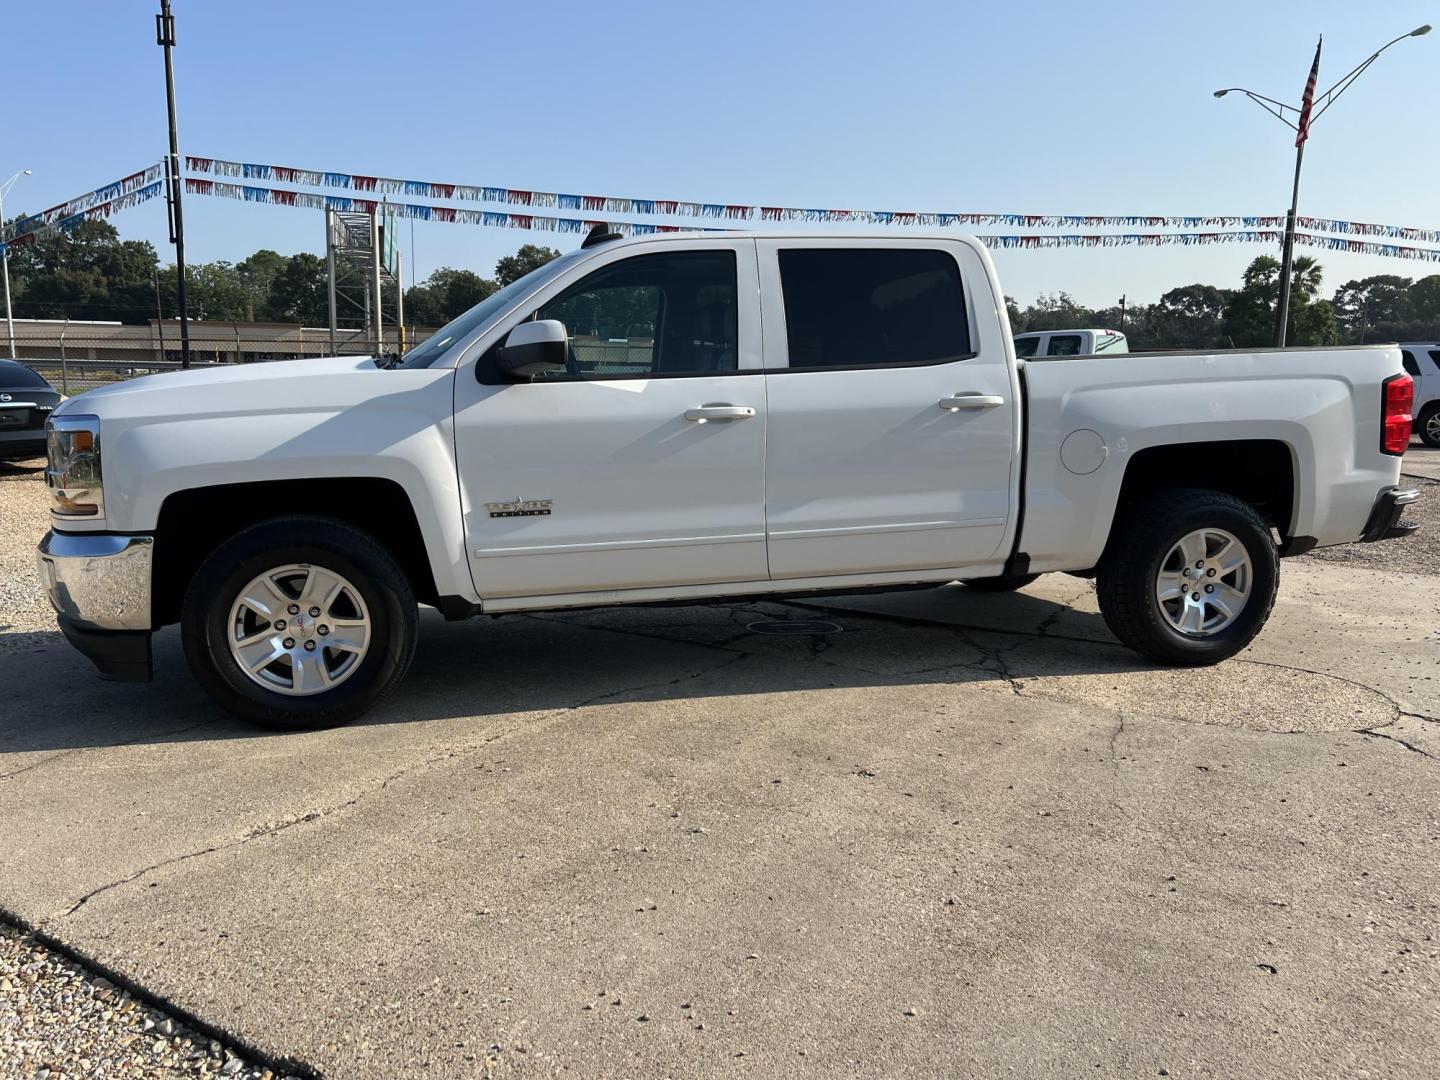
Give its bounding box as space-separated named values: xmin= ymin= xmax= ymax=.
xmin=0 ymin=589 xmax=1150 ymax=757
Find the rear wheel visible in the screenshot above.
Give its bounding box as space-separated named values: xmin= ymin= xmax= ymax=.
xmin=182 ymin=517 xmax=417 ymax=730
xmin=1097 ymin=489 xmax=1278 ymax=666
xmin=1417 ymin=403 xmax=1440 ymax=449
xmin=961 ymin=573 xmax=1040 ymax=593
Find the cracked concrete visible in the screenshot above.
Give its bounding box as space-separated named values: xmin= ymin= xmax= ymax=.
xmin=2 ymin=556 xmax=1439 ymax=1078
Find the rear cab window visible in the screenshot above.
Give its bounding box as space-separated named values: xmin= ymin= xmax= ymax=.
xmin=775 ymin=248 xmax=971 ymax=370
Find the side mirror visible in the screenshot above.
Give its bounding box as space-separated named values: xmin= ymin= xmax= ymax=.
xmin=497 ymin=319 xmax=568 ymax=379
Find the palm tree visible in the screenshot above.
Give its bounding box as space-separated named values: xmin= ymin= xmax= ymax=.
xmin=1290 ymin=256 xmax=1324 ymax=301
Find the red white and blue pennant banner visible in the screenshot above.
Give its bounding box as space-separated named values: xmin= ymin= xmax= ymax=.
xmin=182 ymin=179 xmax=1440 ymax=264
xmin=0 ymin=165 xmax=166 ymax=257
xmin=186 ymin=156 xmax=1440 ymax=243
xmin=1 ymin=163 xmax=165 ymax=244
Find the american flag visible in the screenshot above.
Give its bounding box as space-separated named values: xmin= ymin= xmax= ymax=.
xmin=1295 ymin=37 xmax=1323 ymax=148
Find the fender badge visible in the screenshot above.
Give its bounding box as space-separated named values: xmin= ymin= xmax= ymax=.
xmin=486 ymin=498 xmax=553 ymax=518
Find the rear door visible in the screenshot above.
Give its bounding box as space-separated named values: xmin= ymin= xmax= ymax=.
xmin=756 ymin=239 xmax=1020 ymax=580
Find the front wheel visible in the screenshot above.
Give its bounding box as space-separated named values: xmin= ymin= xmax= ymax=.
xmin=182 ymin=517 xmax=418 ymax=730
xmin=1096 ymin=489 xmax=1278 ymax=666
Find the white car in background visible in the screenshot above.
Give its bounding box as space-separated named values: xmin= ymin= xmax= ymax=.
xmin=1014 ymin=328 xmax=1129 ymax=358
xmin=1399 ymin=343 xmax=1440 ymax=447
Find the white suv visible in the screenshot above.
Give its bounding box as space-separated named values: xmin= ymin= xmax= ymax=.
xmin=1400 ymin=343 xmax=1440 ymax=447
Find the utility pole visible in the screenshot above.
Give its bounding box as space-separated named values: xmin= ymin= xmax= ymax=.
xmin=157 ymin=0 xmax=191 ymax=368
xmin=1118 ymin=294 xmax=1127 ymax=333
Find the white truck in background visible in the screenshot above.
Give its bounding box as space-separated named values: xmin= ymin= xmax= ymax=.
xmin=1013 ymin=327 xmax=1128 ymax=357
xmin=37 ymin=229 xmax=1420 ymax=729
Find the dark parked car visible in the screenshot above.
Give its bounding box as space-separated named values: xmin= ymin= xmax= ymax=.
xmin=0 ymin=359 xmax=62 ymax=459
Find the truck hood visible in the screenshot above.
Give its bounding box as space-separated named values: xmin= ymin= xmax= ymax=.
xmin=56 ymin=355 xmax=379 ymax=417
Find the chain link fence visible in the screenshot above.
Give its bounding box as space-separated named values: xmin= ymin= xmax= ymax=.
xmin=9 ymin=330 xmax=400 ymax=395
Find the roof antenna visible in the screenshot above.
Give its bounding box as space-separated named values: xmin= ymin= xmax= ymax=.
xmin=582 ymin=223 xmax=623 ymax=248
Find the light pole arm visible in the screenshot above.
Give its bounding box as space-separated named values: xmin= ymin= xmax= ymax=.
xmin=1213 ymin=89 xmax=1300 ymax=131
xmin=1309 ymin=27 xmax=1429 ymax=125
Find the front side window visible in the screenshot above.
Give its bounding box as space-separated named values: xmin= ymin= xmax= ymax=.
xmin=1046 ymin=334 xmax=1084 ymax=356
xmin=777 ymin=248 xmax=970 ymax=370
xmin=1401 ymin=350 xmax=1420 ymax=377
xmin=530 ymin=250 xmax=738 ymax=379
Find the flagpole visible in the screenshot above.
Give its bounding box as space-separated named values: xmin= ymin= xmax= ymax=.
xmin=1273 ymin=141 xmax=1305 ymax=348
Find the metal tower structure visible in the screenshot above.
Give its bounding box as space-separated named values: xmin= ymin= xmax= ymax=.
xmin=324 ymin=205 xmax=404 ymax=357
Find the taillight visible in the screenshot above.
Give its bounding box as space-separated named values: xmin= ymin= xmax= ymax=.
xmin=1381 ymin=372 xmax=1414 ymax=456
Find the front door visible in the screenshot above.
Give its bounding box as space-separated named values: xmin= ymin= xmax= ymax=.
xmin=757 ymin=239 xmax=1020 ymax=579
xmin=453 ymin=240 xmax=768 ymax=600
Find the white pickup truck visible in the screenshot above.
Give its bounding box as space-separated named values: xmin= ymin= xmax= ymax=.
xmin=37 ymin=230 xmax=1420 ymax=729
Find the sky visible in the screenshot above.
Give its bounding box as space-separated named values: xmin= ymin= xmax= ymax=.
xmin=5 ymin=0 xmax=1438 ymax=309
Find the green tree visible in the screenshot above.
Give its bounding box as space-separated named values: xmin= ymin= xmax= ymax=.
xmin=1333 ymin=274 xmax=1413 ymax=343
xmin=404 ymin=266 xmax=497 ymax=325
xmin=495 ymin=244 xmax=561 ymax=287
xmin=237 ymin=249 xmax=287 ymax=321
xmin=1147 ymin=284 xmax=1230 ymax=349
xmin=8 ymin=219 xmax=160 ymax=323
xmin=1291 ymin=297 xmax=1340 ymax=346
xmin=266 ymin=253 xmax=329 ymax=325
xmin=1404 ymin=275 xmax=1440 ymax=337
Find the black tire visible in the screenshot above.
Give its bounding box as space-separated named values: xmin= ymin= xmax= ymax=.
xmin=961 ymin=573 xmax=1041 ymax=592
xmin=1417 ymin=403 xmax=1440 ymax=449
xmin=181 ymin=517 xmax=417 ymax=730
xmin=1096 ymin=488 xmax=1278 ymax=666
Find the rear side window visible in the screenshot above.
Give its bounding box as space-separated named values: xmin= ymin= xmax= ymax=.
xmin=1046 ymin=334 xmax=1084 ymax=356
xmin=1427 ymin=350 xmax=1440 ymax=373
xmin=1401 ymin=350 xmax=1420 ymax=377
xmin=1013 ymin=335 xmax=1041 ymax=358
xmin=777 ymin=248 xmax=970 ymax=370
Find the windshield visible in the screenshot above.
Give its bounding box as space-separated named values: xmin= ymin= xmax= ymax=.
xmin=396 ymin=249 xmax=589 ymax=369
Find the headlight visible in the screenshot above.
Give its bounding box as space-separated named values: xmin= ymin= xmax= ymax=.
xmin=46 ymin=414 xmax=104 ymax=518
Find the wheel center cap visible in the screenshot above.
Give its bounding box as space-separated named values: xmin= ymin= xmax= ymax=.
xmin=291 ymin=614 xmax=312 ymax=639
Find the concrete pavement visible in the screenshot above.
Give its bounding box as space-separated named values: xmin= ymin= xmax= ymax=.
xmin=2 ymin=561 xmax=1438 ymax=1078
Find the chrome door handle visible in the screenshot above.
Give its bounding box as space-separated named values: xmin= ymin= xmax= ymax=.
xmin=939 ymin=394 xmax=1005 ymax=411
xmin=685 ymin=405 xmax=756 ymax=423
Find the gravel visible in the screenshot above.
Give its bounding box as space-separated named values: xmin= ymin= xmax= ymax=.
xmin=0 ymin=457 xmax=55 ymax=651
xmin=1299 ymin=472 xmax=1438 ymax=576
xmin=1 ymin=921 xmax=299 ymax=1080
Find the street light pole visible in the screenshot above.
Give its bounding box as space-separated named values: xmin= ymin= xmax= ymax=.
xmin=156 ymin=0 xmax=191 ymax=369
xmin=1215 ymin=24 xmax=1429 ymax=348
xmin=1 ymin=169 xmax=33 ymax=360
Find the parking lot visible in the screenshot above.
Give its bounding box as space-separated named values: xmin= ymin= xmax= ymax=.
xmin=2 ymin=450 xmax=1438 ymax=1078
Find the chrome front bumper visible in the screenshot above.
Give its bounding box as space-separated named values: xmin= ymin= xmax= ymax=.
xmin=36 ymin=530 xmax=154 ymax=631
